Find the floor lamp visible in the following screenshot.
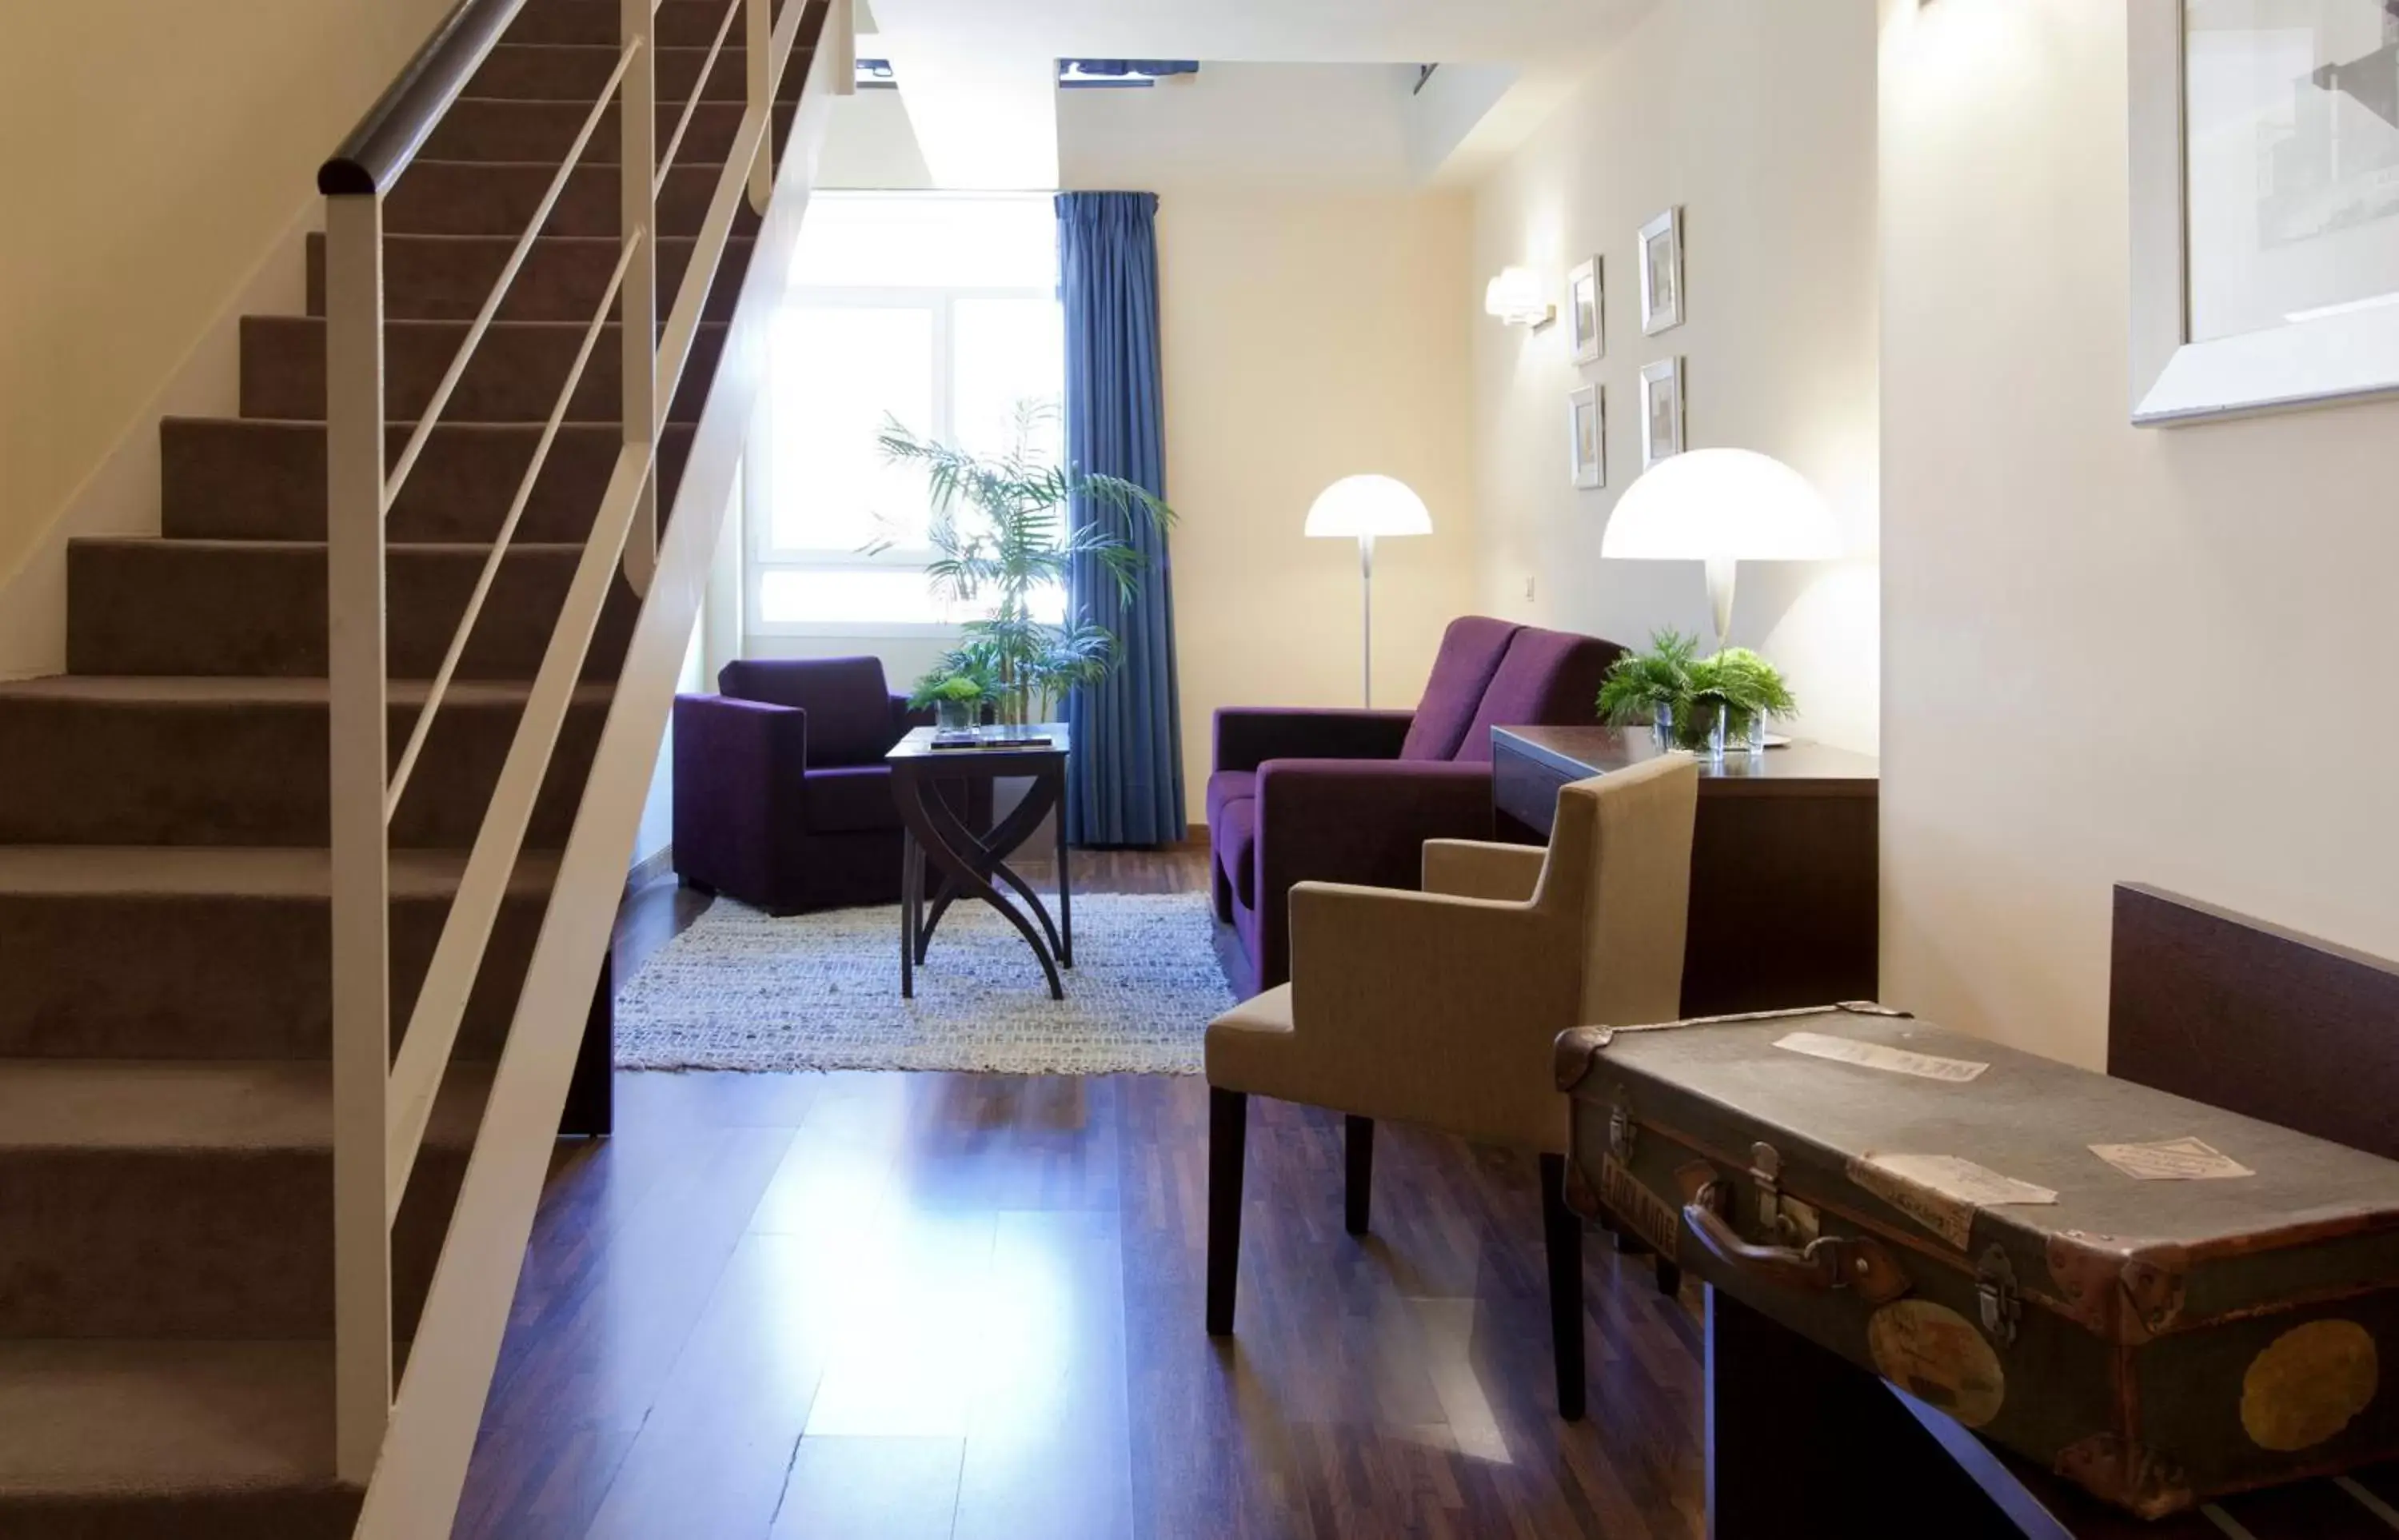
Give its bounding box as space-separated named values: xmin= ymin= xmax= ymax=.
xmin=1305 ymin=475 xmax=1432 ymax=708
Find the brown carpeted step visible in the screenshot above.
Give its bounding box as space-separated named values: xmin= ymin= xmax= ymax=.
xmin=68 ymin=538 xmax=637 ymax=681
xmin=161 ymin=418 xmax=693 ymax=544
xmin=0 ymin=1340 xmax=355 ymax=1538
xmin=420 ymin=95 xmax=795 ymax=166
xmin=384 ymin=160 xmax=749 ymax=239
xmin=0 ymin=1059 xmax=484 ymax=1339
xmin=0 ymin=676 xmax=609 ymax=849
xmin=304 ymin=232 xmax=750 ymax=323
xmin=468 ymin=42 xmax=810 ymax=105
xmin=238 ymin=315 xmax=724 ymax=423
xmin=507 ymin=0 xmax=791 ymax=49
xmin=0 ymin=848 xmax=553 ymax=1063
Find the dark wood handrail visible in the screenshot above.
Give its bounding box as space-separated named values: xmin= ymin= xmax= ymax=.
xmin=318 ymin=0 xmax=532 ymax=195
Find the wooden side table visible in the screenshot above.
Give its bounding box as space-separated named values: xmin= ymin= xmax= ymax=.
xmin=1490 ymin=724 xmax=1879 ymax=1017
xmin=886 ymin=725 xmax=1073 ymax=1000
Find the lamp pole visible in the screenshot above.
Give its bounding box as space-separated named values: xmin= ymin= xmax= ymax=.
xmin=1304 ymin=475 xmax=1430 ymax=709
xmin=1359 ymin=533 xmax=1375 ymax=707
xmin=1705 ymin=553 xmax=1737 ymax=653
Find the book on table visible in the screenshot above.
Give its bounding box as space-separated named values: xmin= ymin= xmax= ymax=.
xmin=928 ymin=728 xmax=1056 ymax=752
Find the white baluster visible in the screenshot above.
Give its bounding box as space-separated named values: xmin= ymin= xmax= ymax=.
xmin=324 ymin=187 xmax=393 ymax=1486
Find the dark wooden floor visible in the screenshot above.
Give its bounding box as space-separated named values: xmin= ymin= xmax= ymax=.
xmin=453 ymin=848 xmax=1706 ymax=1539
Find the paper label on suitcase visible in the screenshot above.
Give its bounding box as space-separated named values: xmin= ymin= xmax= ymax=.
xmin=1772 ymin=1030 xmax=1990 ymax=1083
xmin=2090 ymin=1136 xmax=2256 ymax=1181
xmin=1850 ymin=1151 xmax=2059 ymax=1249
xmin=1600 ymin=1152 xmax=1682 ymax=1260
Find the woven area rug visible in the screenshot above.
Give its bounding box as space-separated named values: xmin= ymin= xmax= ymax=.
xmin=615 ymin=892 xmax=1232 ymax=1074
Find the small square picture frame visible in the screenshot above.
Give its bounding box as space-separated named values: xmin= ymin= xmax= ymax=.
xmin=1639 ymin=207 xmax=1683 ymax=336
xmin=1639 ymin=357 xmax=1683 ymax=469
xmin=1568 ymin=384 xmax=1605 ymax=490
xmin=1566 ymin=257 xmax=1603 ymax=365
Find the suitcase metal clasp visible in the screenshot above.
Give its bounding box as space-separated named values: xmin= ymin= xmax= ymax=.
xmin=1978 ymin=1245 xmax=2022 ymax=1348
xmin=1749 ymin=1142 xmax=1790 ymax=1240
xmin=1608 ymin=1093 xmax=1637 ymax=1160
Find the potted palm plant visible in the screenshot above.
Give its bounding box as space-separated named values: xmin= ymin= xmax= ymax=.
xmin=876 ymin=404 xmax=1173 ymax=728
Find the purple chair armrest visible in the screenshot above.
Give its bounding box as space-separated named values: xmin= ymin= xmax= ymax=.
xmin=673 ymin=694 xmax=809 ymax=897
xmin=1214 ymin=707 xmax=1414 ymax=775
xmin=1245 ymin=758 xmax=1496 ymax=991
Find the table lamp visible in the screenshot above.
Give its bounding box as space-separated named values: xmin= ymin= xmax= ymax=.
xmin=1599 ymin=449 xmax=1841 ymax=649
xmin=1305 ymin=474 xmax=1432 ymax=707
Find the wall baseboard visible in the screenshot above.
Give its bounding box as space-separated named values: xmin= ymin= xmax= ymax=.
xmin=626 ymin=846 xmax=677 ymax=892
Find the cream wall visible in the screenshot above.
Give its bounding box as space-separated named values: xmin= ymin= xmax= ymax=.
xmin=0 ymin=0 xmax=455 ymax=588
xmin=1470 ymin=0 xmax=1882 ymax=753
xmin=1879 ymin=0 xmax=2399 ymax=1065
xmin=1151 ymin=190 xmax=1480 ymax=810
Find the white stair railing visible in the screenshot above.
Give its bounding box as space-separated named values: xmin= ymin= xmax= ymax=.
xmin=317 ymin=0 xmax=852 ymax=1527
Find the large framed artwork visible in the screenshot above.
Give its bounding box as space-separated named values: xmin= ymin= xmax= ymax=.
xmin=2132 ymin=0 xmax=2399 ymax=423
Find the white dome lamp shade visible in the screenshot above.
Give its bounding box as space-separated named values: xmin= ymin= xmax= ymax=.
xmin=1599 ymin=449 xmax=1842 ymax=650
xmin=1306 ymin=475 xmax=1433 ymax=706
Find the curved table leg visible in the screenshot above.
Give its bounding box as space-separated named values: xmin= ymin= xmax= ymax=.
xmin=895 ymin=772 xmax=1064 ymax=1000
xmin=916 ymin=776 xmax=1064 ymax=963
xmin=918 ymin=776 xmax=1053 ymax=943
xmin=1053 ymin=767 xmax=1072 ymax=967
xmin=900 ymin=829 xmax=920 ymax=999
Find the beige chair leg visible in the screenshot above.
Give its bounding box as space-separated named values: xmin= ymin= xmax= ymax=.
xmin=1541 ymin=1152 xmax=1587 ymax=1420
xmin=1207 ymin=1088 xmax=1247 ymax=1335
xmin=1344 ymin=1115 xmax=1374 ymax=1235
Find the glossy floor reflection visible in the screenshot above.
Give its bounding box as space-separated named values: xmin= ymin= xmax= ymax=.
xmin=453 ymin=855 xmax=1706 ymax=1539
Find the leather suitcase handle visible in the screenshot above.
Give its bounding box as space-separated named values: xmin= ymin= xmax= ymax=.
xmin=1684 ymin=1182 xmax=1910 ymax=1305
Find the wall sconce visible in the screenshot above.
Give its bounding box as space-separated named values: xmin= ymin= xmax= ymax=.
xmin=1483 ymin=266 xmax=1554 ymax=329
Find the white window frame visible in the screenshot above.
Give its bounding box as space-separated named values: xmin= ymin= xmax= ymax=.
xmin=747 ymin=281 xmax=1061 ymax=639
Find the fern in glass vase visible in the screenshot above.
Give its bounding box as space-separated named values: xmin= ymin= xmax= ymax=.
xmin=874 ymin=402 xmax=1174 ymax=728
xmin=1597 ymin=628 xmax=1796 ymax=751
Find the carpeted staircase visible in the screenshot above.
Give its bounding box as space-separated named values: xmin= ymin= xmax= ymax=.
xmin=0 ymin=4 xmax=810 ymax=1533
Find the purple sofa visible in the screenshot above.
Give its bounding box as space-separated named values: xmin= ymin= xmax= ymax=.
xmin=1207 ymin=616 xmax=1625 ymax=998
xmin=671 ymin=656 xmax=987 ymax=913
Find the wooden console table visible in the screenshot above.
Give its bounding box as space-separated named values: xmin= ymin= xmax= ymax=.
xmin=1490 ymin=725 xmax=1878 ymax=1016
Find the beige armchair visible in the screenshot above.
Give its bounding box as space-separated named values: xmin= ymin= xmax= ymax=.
xmin=1202 ymin=754 xmax=1699 ymax=1419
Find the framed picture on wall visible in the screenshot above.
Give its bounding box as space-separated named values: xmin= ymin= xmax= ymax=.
xmin=2130 ymin=0 xmax=2399 ymax=422
xmin=1639 ymin=207 xmax=1684 ymax=334
xmin=1567 ymin=257 xmax=1604 ymax=365
xmin=1568 ymin=384 xmax=1605 ymax=489
xmin=1639 ymin=357 xmax=1683 ymax=469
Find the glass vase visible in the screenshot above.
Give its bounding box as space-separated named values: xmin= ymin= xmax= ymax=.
xmin=935 ymin=700 xmax=974 ymax=732
xmin=1649 ymin=700 xmax=1675 ymax=749
xmin=1671 ymin=699 xmax=1725 ymax=760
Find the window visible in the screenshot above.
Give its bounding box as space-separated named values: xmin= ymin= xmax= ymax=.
xmin=751 ymin=193 xmax=1064 ymax=632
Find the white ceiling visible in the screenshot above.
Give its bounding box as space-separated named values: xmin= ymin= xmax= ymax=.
xmin=868 ymin=0 xmax=1651 ymax=66
xmin=858 ymin=0 xmax=1658 ymax=190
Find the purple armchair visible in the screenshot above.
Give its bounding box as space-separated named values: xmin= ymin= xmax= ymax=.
xmin=1207 ymin=616 xmax=1624 ymax=997
xmin=672 ymin=656 xmax=987 ymax=913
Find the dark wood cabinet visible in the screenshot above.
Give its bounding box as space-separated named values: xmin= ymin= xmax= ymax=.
xmin=1490 ymin=725 xmax=1879 ymax=1016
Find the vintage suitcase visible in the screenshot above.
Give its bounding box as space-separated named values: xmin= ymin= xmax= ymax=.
xmin=1558 ymin=1003 xmax=2399 ymax=1519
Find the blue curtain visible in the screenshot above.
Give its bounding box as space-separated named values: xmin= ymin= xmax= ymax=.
xmin=1056 ymin=192 xmax=1184 ymax=847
